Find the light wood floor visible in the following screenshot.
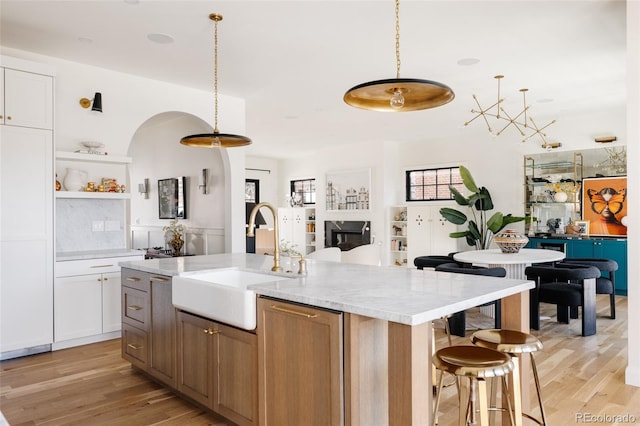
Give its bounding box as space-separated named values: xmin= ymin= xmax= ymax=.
xmin=1 ymin=296 xmax=639 ymax=425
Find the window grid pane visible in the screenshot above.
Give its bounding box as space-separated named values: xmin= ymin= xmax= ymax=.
xmin=406 ymin=167 xmax=461 ymax=202
xmin=290 ymin=178 xmax=316 ymax=205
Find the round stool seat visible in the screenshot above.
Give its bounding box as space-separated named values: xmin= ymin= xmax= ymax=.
xmin=471 ymin=329 xmax=543 ymax=354
xmin=434 ymin=345 xmax=514 ymax=378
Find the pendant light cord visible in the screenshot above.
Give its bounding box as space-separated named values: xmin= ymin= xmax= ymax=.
xmin=213 ymin=15 xmax=220 ymax=133
xmin=395 ymin=0 xmax=401 ymax=79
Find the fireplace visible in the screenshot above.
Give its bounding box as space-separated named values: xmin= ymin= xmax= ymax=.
xmin=324 ymin=221 xmax=371 ymax=251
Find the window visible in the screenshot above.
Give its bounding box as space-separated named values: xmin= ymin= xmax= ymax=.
xmin=290 ymin=178 xmax=316 ymax=205
xmin=405 ymin=167 xmax=462 ymax=201
xmin=245 ymin=179 xmax=259 ymax=203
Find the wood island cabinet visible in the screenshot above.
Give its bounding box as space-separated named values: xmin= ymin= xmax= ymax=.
xmin=122 ymin=268 xmax=257 ymax=426
xmin=121 ymin=268 xmax=176 ymax=387
xmin=257 ymin=296 xmax=344 ymax=426
xmin=177 ymin=311 xmax=257 ymax=426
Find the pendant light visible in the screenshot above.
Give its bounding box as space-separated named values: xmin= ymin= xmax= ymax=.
xmin=343 ymin=0 xmax=454 ymax=112
xmin=181 ymin=13 xmax=251 ymax=148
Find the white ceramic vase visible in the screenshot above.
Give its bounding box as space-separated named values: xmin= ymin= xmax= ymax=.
xmin=63 ymin=168 xmax=88 ymax=191
xmin=553 ymin=191 xmax=568 ymax=202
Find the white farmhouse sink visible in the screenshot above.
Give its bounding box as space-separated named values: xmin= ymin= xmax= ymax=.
xmin=172 ymin=268 xmax=288 ymax=330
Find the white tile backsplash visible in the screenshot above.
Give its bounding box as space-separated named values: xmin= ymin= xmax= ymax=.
xmin=56 ymin=199 xmax=126 ymax=252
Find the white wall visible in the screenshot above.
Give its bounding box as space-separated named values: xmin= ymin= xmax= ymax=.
xmin=625 ymin=0 xmax=639 ymax=388
xmin=1 ymin=46 xmax=249 ymax=253
xmin=246 ymin=156 xmax=279 ymax=228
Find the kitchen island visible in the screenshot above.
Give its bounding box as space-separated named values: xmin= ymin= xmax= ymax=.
xmin=120 ymin=253 xmax=534 ymax=426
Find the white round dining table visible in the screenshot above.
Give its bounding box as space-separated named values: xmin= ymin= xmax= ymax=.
xmin=453 ymin=248 xmax=565 ymax=279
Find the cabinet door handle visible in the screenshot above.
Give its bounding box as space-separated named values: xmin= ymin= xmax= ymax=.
xmin=126 ymin=277 xmax=141 ymax=282
xmin=91 ymin=264 xmax=114 ymax=268
xmin=202 ymin=328 xmax=219 ymax=335
xmin=271 ymin=305 xmax=318 ymax=319
xmin=127 ymin=343 xmax=142 ymax=350
xmin=151 ymin=276 xmax=170 ymax=282
xmin=127 ymin=305 xmax=143 ymax=311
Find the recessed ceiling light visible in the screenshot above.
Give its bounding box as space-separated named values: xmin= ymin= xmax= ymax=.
xmin=147 ymin=33 xmax=174 ymax=44
xmin=457 ymin=58 xmax=480 ymax=66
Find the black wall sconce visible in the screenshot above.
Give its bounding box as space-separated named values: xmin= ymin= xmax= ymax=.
xmin=79 ymin=92 xmax=103 ymax=112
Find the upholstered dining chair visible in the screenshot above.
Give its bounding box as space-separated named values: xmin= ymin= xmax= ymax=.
xmin=413 ymin=254 xmax=459 ymax=270
xmin=306 ymin=247 xmax=342 ymax=262
xmin=434 ymin=263 xmax=507 ymax=337
xmin=560 ymin=258 xmax=618 ymax=319
xmin=340 ymin=244 xmax=381 ymax=266
xmin=525 ymin=263 xmax=601 ymax=336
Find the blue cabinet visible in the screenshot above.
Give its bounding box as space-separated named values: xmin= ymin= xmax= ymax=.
xmin=526 ymin=237 xmax=628 ymax=295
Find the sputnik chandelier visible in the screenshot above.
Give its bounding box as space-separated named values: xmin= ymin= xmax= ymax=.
xmin=464 ymin=75 xmax=559 ymax=150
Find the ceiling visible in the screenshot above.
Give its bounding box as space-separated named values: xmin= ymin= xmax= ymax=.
xmin=0 ymin=0 xmax=627 ymax=159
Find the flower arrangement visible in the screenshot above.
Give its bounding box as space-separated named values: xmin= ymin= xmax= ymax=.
xmin=162 ymin=218 xmax=185 ymax=238
xmin=545 ymin=181 xmax=581 ymax=194
xmin=163 ymin=219 xmax=186 ymax=256
xmin=279 ymin=239 xmax=302 ymax=257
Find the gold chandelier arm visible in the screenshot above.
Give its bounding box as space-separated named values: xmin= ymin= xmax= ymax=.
xmin=520 ymin=88 xmax=528 ymax=128
xmin=464 ymin=94 xmax=503 ymax=133
xmin=495 ymin=75 xmax=503 ymax=119
xmin=522 ymin=117 xmax=557 ymax=143
xmin=495 ymin=106 xmax=529 ymax=136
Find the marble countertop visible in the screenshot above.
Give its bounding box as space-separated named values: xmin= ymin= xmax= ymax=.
xmin=56 ymin=248 xmax=146 ymax=262
xmin=119 ymin=253 xmax=534 ymax=326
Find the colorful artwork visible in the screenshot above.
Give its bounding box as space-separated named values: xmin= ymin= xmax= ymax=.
xmin=581 ymin=177 xmax=627 ymax=237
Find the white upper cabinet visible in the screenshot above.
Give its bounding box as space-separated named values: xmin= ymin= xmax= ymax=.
xmin=2 ymin=67 xmax=53 ymax=129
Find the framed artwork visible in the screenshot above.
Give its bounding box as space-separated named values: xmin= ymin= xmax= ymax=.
xmin=245 ymin=179 xmax=259 ymax=203
xmin=158 ymin=177 xmax=186 ymax=219
xmin=581 ymin=176 xmax=627 ymax=237
xmin=326 ymin=168 xmax=371 ymax=211
xmin=574 ymin=220 xmax=590 ymax=237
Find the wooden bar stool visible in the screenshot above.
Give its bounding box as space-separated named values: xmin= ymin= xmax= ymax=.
xmin=471 ymin=329 xmax=546 ymax=426
xmin=432 ymin=345 xmax=515 ymax=426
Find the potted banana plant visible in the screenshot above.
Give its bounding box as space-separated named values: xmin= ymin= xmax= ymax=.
xmin=440 ymin=166 xmax=528 ymax=250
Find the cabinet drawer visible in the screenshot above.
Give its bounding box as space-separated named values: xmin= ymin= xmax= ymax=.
xmin=56 ymin=256 xmax=143 ymax=277
xmin=122 ymin=323 xmax=147 ymax=368
xmin=121 ymin=268 xmax=150 ymax=292
xmin=122 ymin=286 xmax=149 ymax=329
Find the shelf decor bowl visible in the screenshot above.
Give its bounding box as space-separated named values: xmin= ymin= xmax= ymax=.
xmin=494 ymin=229 xmax=529 ymax=254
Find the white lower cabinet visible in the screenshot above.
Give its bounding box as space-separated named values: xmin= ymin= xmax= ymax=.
xmin=54 ymin=255 xmax=143 ymax=349
xmin=405 ymin=205 xmax=459 ymax=267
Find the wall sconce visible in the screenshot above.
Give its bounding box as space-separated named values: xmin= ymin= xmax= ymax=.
xmin=79 ymin=92 xmax=103 ymax=112
xmin=138 ymin=178 xmax=150 ymax=199
xmin=595 ymin=136 xmax=617 ymax=143
xmin=542 ymin=142 xmax=562 ymax=151
xmin=198 ymin=169 xmax=209 ymax=194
